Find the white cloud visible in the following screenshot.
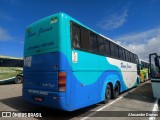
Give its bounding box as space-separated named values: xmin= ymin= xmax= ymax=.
xmin=114 ymin=28 xmax=160 ymax=61
xmin=115 ymin=28 xmax=160 ymax=44
xmin=97 ymin=9 xmax=128 ymax=30
xmin=0 ymin=13 xmax=12 ymax=22
xmin=0 ymin=27 xmax=23 ymax=44
xmin=0 ymin=27 xmax=13 ymax=41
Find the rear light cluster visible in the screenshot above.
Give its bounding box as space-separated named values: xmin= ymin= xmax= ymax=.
xmin=58 ymin=72 xmax=66 ymax=92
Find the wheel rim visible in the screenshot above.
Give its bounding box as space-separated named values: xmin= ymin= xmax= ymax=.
xmin=17 ymin=78 xmax=21 ymax=82
xmin=16 ymin=76 xmax=22 ymax=83
xmin=106 ymin=87 xmax=111 ymax=99
xmin=107 ymin=89 xmax=111 ymax=98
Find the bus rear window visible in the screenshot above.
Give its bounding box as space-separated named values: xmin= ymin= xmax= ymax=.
xmin=71 ymin=24 xmax=81 ymax=49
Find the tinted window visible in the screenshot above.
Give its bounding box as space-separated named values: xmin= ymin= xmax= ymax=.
xmin=135 ymin=55 xmax=139 ymax=64
xmin=98 ymin=37 xmax=105 ymax=54
xmin=81 ymin=27 xmax=90 ymax=51
xmin=119 ymin=47 xmax=123 ymax=59
xmin=132 ymin=53 xmax=135 ymax=63
xmin=71 ymin=22 xmax=137 ymax=62
xmin=131 ymin=53 xmax=135 ymax=63
xmin=114 ymin=45 xmax=119 ymax=58
xmin=125 ymin=51 xmax=129 ymax=61
xmin=72 ymin=24 xmax=81 ymax=49
xmin=128 ymin=52 xmax=131 ymax=62
xmin=104 ymin=40 xmax=110 ymax=56
xmin=110 ymin=43 xmax=115 ymax=57
xmin=132 ymin=54 xmax=136 ymax=63
xmin=130 ymin=53 xmax=133 ymax=62
xmin=90 ymin=33 xmax=97 ymax=52
xmin=122 ymin=49 xmax=126 ymax=60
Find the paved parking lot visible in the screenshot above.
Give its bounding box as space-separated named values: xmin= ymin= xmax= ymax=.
xmin=0 ymin=81 xmax=159 ymax=120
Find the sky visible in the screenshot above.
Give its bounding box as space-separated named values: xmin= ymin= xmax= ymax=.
xmin=0 ymin=0 xmax=160 ymax=61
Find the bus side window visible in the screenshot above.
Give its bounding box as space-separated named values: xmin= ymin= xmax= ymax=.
xmin=104 ymin=40 xmax=110 ymax=56
xmin=130 ymin=53 xmax=133 ymax=63
xmin=135 ymin=55 xmax=139 ymax=64
xmin=72 ymin=24 xmax=81 ymax=49
xmin=119 ymin=47 xmax=123 ymax=60
xmin=114 ymin=45 xmax=119 ymax=59
xmin=110 ymin=43 xmax=115 ymax=58
xmin=97 ymin=37 xmax=105 ymax=55
xmin=125 ymin=51 xmax=129 ymax=62
xmin=81 ymin=27 xmax=90 ymax=51
xmin=122 ymin=49 xmax=126 ymax=61
xmin=133 ymin=54 xmax=136 ymax=63
xmin=90 ymin=33 xmax=98 ymax=52
xmin=128 ymin=52 xmax=131 ymax=62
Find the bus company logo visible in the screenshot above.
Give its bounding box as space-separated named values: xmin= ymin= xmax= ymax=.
xmin=121 ymin=63 xmax=131 ymax=69
xmin=50 ymin=17 xmax=57 ymax=24
xmin=38 ymin=26 xmax=52 ymax=36
xmin=26 ymin=28 xmax=31 ymax=33
xmin=26 ymin=26 xmax=53 ymax=39
xmin=26 ymin=27 xmax=36 ymax=38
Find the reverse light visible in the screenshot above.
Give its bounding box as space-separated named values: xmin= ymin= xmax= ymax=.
xmin=58 ymin=72 xmax=66 ymax=92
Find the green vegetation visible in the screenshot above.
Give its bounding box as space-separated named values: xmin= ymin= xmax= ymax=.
xmin=0 ymin=67 xmax=23 ymax=80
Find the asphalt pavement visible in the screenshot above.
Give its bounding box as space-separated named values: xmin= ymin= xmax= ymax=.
xmin=0 ymin=81 xmax=159 ymax=120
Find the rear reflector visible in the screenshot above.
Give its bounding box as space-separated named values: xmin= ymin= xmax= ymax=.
xmin=58 ymin=72 xmax=66 ymax=92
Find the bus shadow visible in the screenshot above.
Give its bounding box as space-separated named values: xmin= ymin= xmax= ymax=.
xmin=0 ymin=96 xmax=100 ymax=119
xmin=122 ymin=82 xmax=155 ymax=103
xmin=0 ymin=82 xmax=17 ymax=85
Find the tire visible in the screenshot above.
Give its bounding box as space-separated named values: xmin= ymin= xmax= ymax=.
xmin=112 ymin=82 xmax=120 ymax=99
xmin=15 ymin=75 xmax=23 ymax=84
xmin=137 ymin=78 xmax=140 ymax=86
xmin=103 ymin=84 xmax=111 ymax=103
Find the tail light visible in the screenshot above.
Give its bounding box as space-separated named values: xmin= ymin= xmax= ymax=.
xmin=58 ymin=72 xmax=66 ymax=92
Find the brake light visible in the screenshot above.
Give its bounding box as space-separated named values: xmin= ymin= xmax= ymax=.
xmin=58 ymin=72 xmax=66 ymax=92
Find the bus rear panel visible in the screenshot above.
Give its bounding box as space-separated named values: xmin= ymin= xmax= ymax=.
xmin=23 ymin=13 xmax=72 ymax=110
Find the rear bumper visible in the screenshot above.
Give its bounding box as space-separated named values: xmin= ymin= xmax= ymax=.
xmin=23 ymin=89 xmax=71 ymax=111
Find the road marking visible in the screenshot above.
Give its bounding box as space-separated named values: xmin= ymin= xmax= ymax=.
xmin=81 ymin=81 xmax=148 ymax=120
xmin=149 ymin=98 xmax=159 ymax=120
xmin=81 ymin=96 xmax=123 ymax=120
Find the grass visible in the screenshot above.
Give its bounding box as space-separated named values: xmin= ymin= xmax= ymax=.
xmin=0 ymin=67 xmax=23 ymax=80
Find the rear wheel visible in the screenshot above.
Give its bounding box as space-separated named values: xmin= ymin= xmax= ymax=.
xmin=112 ymin=82 xmax=120 ymax=99
xmin=103 ymin=84 xmax=111 ymax=103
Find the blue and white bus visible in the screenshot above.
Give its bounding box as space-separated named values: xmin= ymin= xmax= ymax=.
xmin=23 ymin=13 xmax=140 ymax=111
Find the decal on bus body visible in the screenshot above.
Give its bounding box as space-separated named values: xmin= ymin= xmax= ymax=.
xmin=72 ymin=51 xmax=78 ymax=63
xmin=24 ymin=56 xmax=32 ymax=67
xmin=107 ymin=57 xmax=137 ymax=88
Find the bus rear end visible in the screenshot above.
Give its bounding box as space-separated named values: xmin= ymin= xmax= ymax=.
xmin=23 ymin=13 xmax=70 ymax=111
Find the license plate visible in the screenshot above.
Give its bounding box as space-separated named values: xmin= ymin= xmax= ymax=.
xmin=34 ymin=97 xmax=43 ymax=102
